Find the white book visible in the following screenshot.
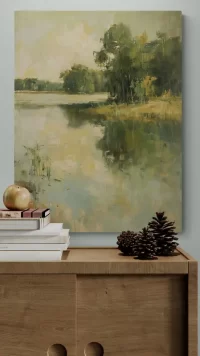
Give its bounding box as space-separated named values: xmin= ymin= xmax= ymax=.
xmin=0 ymin=223 xmax=64 ymax=236
xmin=0 ymin=250 xmax=62 ymax=261
xmin=0 ymin=214 xmax=50 ymax=230
xmin=0 ymin=228 xmax=69 ymax=244
xmin=0 ymin=238 xmax=70 ymax=251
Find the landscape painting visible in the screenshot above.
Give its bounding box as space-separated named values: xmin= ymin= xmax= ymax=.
xmin=15 ymin=11 xmax=182 ymax=232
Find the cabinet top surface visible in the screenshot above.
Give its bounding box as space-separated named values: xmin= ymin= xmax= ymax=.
xmin=0 ymin=247 xmax=195 ymax=274
xmin=63 ymin=247 xmax=189 ymax=262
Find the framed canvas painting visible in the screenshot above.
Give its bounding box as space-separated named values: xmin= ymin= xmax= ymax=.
xmin=14 ymin=11 xmax=182 ymax=232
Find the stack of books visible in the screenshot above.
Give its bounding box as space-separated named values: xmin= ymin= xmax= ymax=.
xmin=0 ymin=208 xmax=70 ymax=261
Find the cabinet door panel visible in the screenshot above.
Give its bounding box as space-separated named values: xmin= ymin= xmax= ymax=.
xmin=0 ymin=274 xmax=76 ymax=356
xmin=77 ymin=275 xmax=187 ymax=356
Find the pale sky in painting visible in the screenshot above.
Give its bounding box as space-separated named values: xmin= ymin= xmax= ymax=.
xmin=15 ymin=11 xmax=182 ymax=81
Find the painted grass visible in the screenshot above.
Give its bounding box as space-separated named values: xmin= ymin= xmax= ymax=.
xmin=23 ymin=144 xmax=51 ymax=179
xmin=84 ymin=97 xmax=182 ymax=122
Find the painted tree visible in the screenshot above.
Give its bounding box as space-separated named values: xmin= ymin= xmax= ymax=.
xmin=94 ymin=24 xmax=182 ymax=103
xmin=149 ymin=33 xmax=182 ymax=95
xmin=60 ymin=66 xmax=106 ymax=94
xmin=94 ymin=24 xmax=150 ymax=103
xmin=60 ymin=65 xmax=95 ymax=94
xmin=24 ymin=78 xmax=37 ymax=91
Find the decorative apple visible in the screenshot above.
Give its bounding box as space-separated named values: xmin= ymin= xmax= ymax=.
xmin=3 ymin=185 xmax=31 ymax=211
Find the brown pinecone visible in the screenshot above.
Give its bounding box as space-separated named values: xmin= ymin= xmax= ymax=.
xmin=117 ymin=230 xmax=137 ymax=256
xmin=148 ymin=212 xmax=179 ymax=256
xmin=134 ymin=227 xmax=158 ymax=260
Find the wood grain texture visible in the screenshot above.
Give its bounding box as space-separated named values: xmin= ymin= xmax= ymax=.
xmin=77 ymin=275 xmax=187 ymax=356
xmin=66 ymin=248 xmax=187 ymax=262
xmin=0 ymin=248 xmax=196 ymax=355
xmin=177 ymin=247 xmax=197 ymax=261
xmin=0 ymin=248 xmax=188 ymax=274
xmin=0 ymin=274 xmax=76 ymax=356
xmin=188 ymin=261 xmax=198 ymax=356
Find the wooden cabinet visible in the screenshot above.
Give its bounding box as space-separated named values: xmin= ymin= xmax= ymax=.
xmin=0 ymin=275 xmax=76 ymax=356
xmin=0 ymin=247 xmax=197 ymax=356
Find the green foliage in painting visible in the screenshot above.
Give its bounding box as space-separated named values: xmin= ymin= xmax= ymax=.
xmin=149 ymin=32 xmax=182 ymax=95
xmin=93 ymin=24 xmax=181 ymax=103
xmin=15 ymin=78 xmax=63 ymax=91
xmin=15 ymin=23 xmax=181 ymax=104
xmin=60 ymin=65 xmax=106 ymax=94
xmin=15 ymin=78 xmax=24 ymax=91
xmin=60 ymin=65 xmax=94 ymax=94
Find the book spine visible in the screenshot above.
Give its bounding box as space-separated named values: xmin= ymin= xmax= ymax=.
xmin=22 ymin=209 xmax=37 ymax=218
xmin=38 ymin=214 xmax=51 ymax=230
xmin=0 ymin=210 xmax=25 ymax=218
xmin=0 ymin=224 xmax=65 ymax=236
xmin=32 ymin=209 xmax=50 ymax=218
xmin=0 ymin=242 xmax=69 ymax=251
xmin=0 ymin=214 xmax=51 ymax=230
xmin=0 ymin=235 xmax=69 ymax=244
xmin=0 ymin=250 xmax=62 ymax=261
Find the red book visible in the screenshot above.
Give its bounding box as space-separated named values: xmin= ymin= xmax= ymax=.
xmin=22 ymin=209 xmax=37 ymax=218
xmin=32 ymin=209 xmax=50 ymax=218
